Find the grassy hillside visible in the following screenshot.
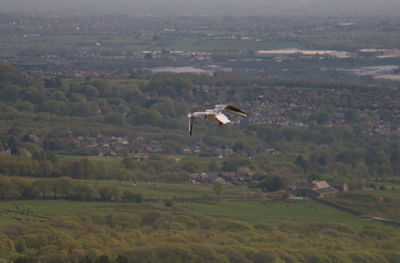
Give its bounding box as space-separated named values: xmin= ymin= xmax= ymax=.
xmin=0 ymin=198 xmax=399 ymax=262
xmin=331 ymin=190 xmax=400 ymax=221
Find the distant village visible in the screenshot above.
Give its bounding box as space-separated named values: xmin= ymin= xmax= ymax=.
xmin=22 ymin=133 xmax=242 ymax=159
xmin=196 ymin=83 xmax=400 ymax=134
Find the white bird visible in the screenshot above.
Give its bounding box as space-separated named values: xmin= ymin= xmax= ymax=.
xmin=188 ymin=104 xmax=248 ymax=135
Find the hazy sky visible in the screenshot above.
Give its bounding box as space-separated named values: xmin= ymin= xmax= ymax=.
xmin=2 ymin=0 xmax=400 ymax=16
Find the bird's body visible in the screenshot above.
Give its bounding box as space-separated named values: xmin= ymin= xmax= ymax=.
xmin=188 ymin=104 xmax=248 ymax=135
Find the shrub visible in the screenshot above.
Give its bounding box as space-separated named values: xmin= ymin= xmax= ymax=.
xmin=122 ymin=190 xmax=142 ymax=203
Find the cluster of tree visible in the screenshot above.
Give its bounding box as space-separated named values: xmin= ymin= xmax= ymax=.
xmin=251 ymin=173 xmax=288 ymax=192
xmin=0 ymin=65 xmax=189 ymax=129
xmin=249 ymin=125 xmax=400 ymax=179
xmin=1 ymin=139 xmax=398 ymax=192
xmin=1 ymin=210 xmax=400 ymax=263
xmin=0 ymin=175 xmax=142 ymax=202
xmin=0 ymin=153 xmax=137 ymax=180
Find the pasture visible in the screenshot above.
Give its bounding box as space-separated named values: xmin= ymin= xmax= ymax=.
xmin=0 ymin=180 xmax=389 ymax=231
xmin=331 ymin=190 xmax=400 ymax=221
xmin=56 ymin=154 xmax=122 ymax=165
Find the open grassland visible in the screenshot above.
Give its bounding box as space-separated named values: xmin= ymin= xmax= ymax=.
xmin=0 ymin=180 xmax=390 ymax=231
xmin=56 ymin=154 xmax=123 ymax=165
xmin=80 ymin=180 xmax=249 ymax=200
xmin=0 ymin=199 xmax=384 ymax=231
xmin=176 ymin=200 xmax=385 ymax=231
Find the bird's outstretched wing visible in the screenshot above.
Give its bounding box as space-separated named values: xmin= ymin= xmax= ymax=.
xmin=189 ymin=116 xmax=195 ymax=136
xmin=188 ymin=112 xmax=208 ymax=135
xmin=223 ymin=105 xmax=248 ymax=117
xmin=188 ymin=105 xmax=247 ymax=135
xmin=215 ymin=112 xmax=231 ymax=124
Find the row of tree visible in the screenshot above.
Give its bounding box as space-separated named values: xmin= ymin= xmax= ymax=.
xmin=0 ymin=175 xmax=142 ymax=202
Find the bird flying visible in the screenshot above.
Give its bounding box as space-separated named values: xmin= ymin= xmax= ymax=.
xmin=188 ymin=104 xmax=248 ymax=135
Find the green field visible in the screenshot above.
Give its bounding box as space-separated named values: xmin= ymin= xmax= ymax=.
xmin=331 ymin=190 xmax=400 ymax=221
xmin=0 ymin=180 xmax=389 ymax=232
xmin=0 ymin=199 xmax=383 ymax=231
xmin=56 ymin=154 xmax=122 ymax=165
xmin=51 ymin=179 xmax=249 ymax=200
xmin=0 ymin=200 xmax=114 ymax=225
xmin=177 ymin=200 xmax=385 ymax=230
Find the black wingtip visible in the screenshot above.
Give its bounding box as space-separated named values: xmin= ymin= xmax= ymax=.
xmin=225 ymin=105 xmax=248 ymax=117
xmin=189 ymin=116 xmax=194 ymax=136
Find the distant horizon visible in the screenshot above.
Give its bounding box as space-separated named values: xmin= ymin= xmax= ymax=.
xmin=1 ymin=0 xmax=400 ymax=16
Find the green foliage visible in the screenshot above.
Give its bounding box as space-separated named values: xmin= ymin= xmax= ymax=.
xmin=0 ymin=208 xmax=397 ymax=263
xmin=0 ymin=66 xmax=397 ymax=185
xmin=295 ymin=155 xmax=309 ymax=173
xmin=15 ymin=240 xmax=27 ymax=253
xmin=0 ymin=232 xmax=14 ymax=257
xmin=222 ymin=220 xmax=254 ymax=232
xmin=80 ymin=85 xmax=99 ymax=99
xmin=259 ymin=175 xmax=287 ymax=192
xmin=163 ymin=140 xmax=183 ymax=154
xmin=0 ymin=175 xmax=22 ymax=200
xmin=145 ymin=75 xmax=194 ymax=98
xmin=213 ymin=182 xmax=223 ymax=197
xmin=316 ymin=111 xmax=330 ymax=125
xmin=122 ymin=190 xmax=142 ymax=203
xmin=164 ymin=200 xmax=173 ymax=207
xmin=133 ymin=109 xmax=162 ymax=126
xmin=180 ymin=160 xmax=203 ymax=173
xmin=0 ymin=65 xmax=27 ymax=87
xmin=94 ymin=255 xmax=110 ymax=263
xmin=104 ymin=113 xmax=124 ymax=126
xmin=222 ymin=157 xmax=252 ymax=172
xmin=97 ymin=186 xmax=120 ymax=201
xmin=121 ymin=158 xmax=136 ymax=170
xmin=13 ymin=257 xmax=38 ymax=263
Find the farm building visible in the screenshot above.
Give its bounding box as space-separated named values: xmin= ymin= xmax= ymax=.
xmin=328 ymin=181 xmax=349 ymax=192
xmin=295 ymin=180 xmax=339 ymax=199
